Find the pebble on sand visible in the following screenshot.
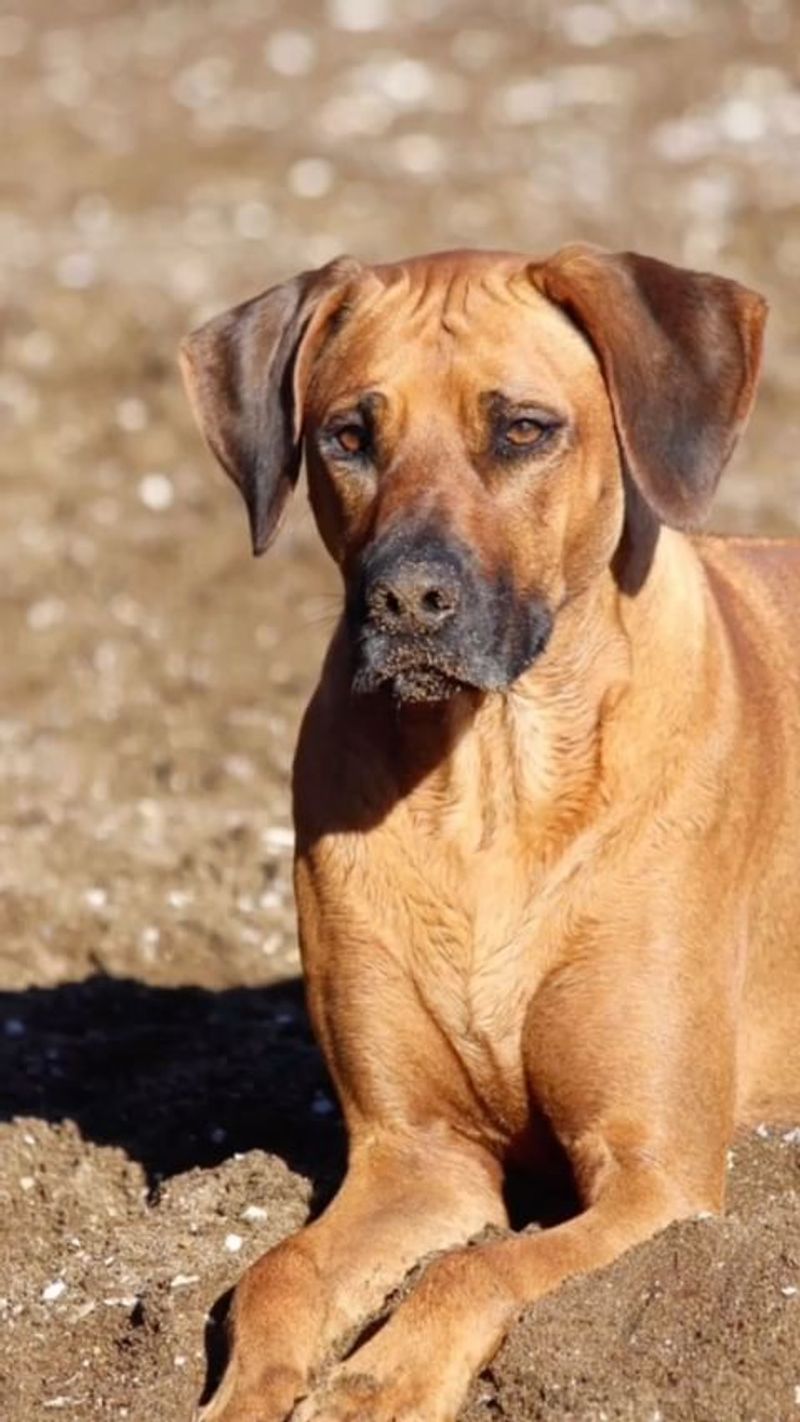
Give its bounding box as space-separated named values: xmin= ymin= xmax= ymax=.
xmin=241 ymin=1204 xmax=268 ymax=1223
xmin=41 ymin=1279 xmax=67 ymax=1302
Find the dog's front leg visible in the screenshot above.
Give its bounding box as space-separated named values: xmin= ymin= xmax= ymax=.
xmin=293 ymin=1141 xmax=696 ymax=1422
xmin=295 ymin=951 xmax=736 ymax=1422
xmin=197 ymin=1129 xmax=506 ymax=1422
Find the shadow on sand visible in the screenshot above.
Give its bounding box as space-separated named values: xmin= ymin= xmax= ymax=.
xmin=0 ymin=973 xmax=345 ymax=1199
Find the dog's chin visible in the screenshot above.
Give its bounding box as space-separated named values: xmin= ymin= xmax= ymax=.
xmin=352 ymin=658 xmax=471 ymax=704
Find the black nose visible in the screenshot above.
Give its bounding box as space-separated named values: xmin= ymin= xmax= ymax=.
xmin=365 ymin=560 xmax=461 ymax=634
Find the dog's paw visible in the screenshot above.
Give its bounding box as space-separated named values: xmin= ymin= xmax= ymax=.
xmin=194 ymin=1398 xmax=285 ymax=1422
xmin=292 ymin=1369 xmax=450 ymax=1422
xmin=194 ymin=1396 xmax=270 ymax=1422
xmin=195 ymin=1364 xmax=303 ymax=1422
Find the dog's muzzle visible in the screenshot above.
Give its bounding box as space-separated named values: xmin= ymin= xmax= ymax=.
xmin=349 ymin=530 xmax=553 ymax=703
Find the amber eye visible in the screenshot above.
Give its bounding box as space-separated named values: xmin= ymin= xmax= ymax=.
xmin=333 ymin=423 xmax=368 ymax=457
xmin=505 ymin=417 xmax=548 ymax=447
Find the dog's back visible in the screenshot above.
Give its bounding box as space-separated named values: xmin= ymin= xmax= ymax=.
xmin=695 ymin=536 xmax=800 ymax=1124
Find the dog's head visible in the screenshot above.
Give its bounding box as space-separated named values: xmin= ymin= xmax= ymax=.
xmin=180 ymin=246 xmax=766 ymax=703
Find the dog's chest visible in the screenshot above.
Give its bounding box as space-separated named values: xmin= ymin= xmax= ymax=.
xmin=433 ymin=957 xmax=532 ymax=1139
xmin=400 ymin=845 xmax=550 ymax=1137
xmin=314 ymin=735 xmax=599 ymax=1140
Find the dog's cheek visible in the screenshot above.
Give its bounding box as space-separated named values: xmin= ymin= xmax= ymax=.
xmin=562 ymin=452 xmax=626 ymax=595
xmin=306 ymin=450 xmax=374 ymax=568
xmin=483 ymin=481 xmax=567 ymax=622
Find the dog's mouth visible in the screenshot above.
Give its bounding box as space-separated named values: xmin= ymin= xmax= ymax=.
xmin=351 ymin=642 xmax=476 ymax=704
xmin=351 ymin=604 xmax=555 ymax=705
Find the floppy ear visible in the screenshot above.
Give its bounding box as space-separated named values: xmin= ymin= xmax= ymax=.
xmin=532 ymin=244 xmax=767 ymax=529
xmin=179 ymin=256 xmax=361 ymax=554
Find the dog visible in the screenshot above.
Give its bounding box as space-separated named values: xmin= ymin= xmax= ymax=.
xmin=180 ymin=245 xmax=800 ymax=1422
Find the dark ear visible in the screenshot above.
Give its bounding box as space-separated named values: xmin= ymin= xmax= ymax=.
xmin=179 ymin=256 xmax=360 ymax=554
xmin=532 ymin=244 xmax=767 ymax=528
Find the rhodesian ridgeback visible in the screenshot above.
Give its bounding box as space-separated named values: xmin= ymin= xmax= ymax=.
xmin=180 ymin=245 xmax=800 ymax=1422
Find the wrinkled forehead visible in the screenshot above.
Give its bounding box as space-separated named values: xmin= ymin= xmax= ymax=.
xmin=308 ymin=253 xmax=601 ymax=412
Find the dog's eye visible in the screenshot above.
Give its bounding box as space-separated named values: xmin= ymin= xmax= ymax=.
xmin=332 ymin=424 xmax=368 ymax=457
xmin=494 ymin=410 xmax=564 ymax=461
xmin=505 ymin=417 xmax=550 ymax=447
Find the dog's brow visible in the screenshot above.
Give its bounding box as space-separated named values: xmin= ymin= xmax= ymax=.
xmin=481 ymin=388 xmax=565 ymax=416
xmin=327 ymin=389 xmax=386 ymax=419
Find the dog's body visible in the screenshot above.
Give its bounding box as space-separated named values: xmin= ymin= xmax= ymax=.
xmin=297 ymin=530 xmax=800 ymax=1148
xmin=181 ymin=248 xmax=800 ymax=1422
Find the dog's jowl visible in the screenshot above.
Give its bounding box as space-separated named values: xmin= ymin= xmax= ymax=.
xmin=181 ymin=246 xmax=800 ymax=1422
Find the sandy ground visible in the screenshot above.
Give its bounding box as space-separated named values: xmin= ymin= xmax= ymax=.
xmin=1 ymin=1 xmax=799 ymax=1418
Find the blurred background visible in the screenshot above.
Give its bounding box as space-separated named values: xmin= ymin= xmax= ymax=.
xmin=1 ymin=5 xmax=799 ymax=1418
xmin=2 ymin=0 xmax=799 ymax=997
